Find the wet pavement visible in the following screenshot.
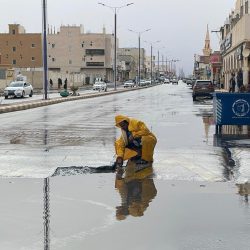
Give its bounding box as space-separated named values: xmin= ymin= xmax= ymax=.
xmin=0 ymin=81 xmax=250 ymax=249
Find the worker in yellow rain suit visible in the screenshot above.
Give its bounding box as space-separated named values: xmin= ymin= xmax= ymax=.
xmin=115 ymin=115 xmax=157 ymax=167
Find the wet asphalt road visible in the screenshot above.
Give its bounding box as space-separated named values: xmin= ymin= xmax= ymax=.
xmin=0 ymin=81 xmax=250 ymax=250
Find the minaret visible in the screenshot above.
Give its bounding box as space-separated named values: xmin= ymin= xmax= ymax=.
xmin=203 ymin=25 xmax=212 ymax=56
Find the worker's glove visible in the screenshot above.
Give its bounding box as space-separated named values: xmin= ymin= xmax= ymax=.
xmin=116 ymin=157 xmax=123 ymax=167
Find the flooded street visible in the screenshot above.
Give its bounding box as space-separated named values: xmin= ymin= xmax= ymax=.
xmin=0 ymin=82 xmax=250 ymax=249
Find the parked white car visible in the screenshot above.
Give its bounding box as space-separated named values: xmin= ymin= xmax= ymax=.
xmin=123 ymin=80 xmax=136 ymax=88
xmin=139 ymin=80 xmax=147 ymax=86
xmin=145 ymin=79 xmax=152 ymax=85
xmin=93 ymin=81 xmax=107 ymax=91
xmin=164 ymin=78 xmax=170 ymax=84
xmin=4 ymin=81 xmax=33 ymax=99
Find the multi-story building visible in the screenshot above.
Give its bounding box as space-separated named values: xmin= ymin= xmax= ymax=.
xmin=117 ymin=54 xmax=136 ymax=81
xmin=47 ymin=25 xmax=115 ymax=84
xmin=220 ymin=0 xmax=250 ymax=89
xmin=0 ymin=24 xmax=42 ymax=69
xmin=118 ymin=48 xmax=146 ymax=80
xmin=0 ymin=24 xmax=43 ymax=89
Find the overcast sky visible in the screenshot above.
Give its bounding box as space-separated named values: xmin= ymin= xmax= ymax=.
xmin=1 ymin=0 xmax=235 ymax=75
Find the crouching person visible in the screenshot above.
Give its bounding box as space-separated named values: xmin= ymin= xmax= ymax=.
xmin=115 ymin=115 xmax=157 ymax=167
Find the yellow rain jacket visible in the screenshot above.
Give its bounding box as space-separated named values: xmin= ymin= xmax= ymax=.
xmin=115 ymin=115 xmax=157 ymax=162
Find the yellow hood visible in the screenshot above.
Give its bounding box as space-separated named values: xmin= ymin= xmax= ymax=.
xmin=115 ymin=115 xmax=130 ymax=128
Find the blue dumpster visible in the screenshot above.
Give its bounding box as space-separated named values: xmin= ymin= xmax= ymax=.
xmin=213 ymin=93 xmax=250 ymax=125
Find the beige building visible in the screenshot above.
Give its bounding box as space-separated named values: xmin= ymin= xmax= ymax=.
xmin=220 ymin=0 xmax=250 ymax=89
xmin=118 ymin=48 xmax=146 ymax=80
xmin=0 ymin=24 xmax=42 ymax=68
xmin=48 ymin=25 xmax=115 ymax=84
xmin=0 ymin=24 xmax=43 ymax=89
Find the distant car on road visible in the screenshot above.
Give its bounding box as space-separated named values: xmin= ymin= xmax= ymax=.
xmin=171 ymin=78 xmax=178 ymax=85
xmin=93 ymin=81 xmax=107 ymax=91
xmin=192 ymin=80 xmax=214 ymax=101
xmin=123 ymin=80 xmax=136 ymax=88
xmin=164 ymin=78 xmax=170 ymax=84
xmin=186 ymin=79 xmax=192 ymax=85
xmin=4 ymin=81 xmax=33 ymax=99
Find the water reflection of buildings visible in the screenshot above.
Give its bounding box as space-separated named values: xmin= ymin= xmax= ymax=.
xmin=237 ymin=183 xmax=250 ymax=203
xmin=115 ymin=161 xmax=157 ymax=220
xmin=202 ymin=116 xmax=214 ymax=142
xmin=213 ymin=125 xmax=250 ymax=180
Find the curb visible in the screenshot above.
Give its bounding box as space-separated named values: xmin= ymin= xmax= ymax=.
xmin=0 ymin=85 xmax=155 ymax=114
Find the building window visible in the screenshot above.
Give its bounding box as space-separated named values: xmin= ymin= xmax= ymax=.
xmin=12 ymin=47 xmax=16 ymax=52
xmin=86 ymin=62 xmax=104 ymax=67
xmin=52 ymin=44 xmax=55 ymax=48
xmin=246 ymin=1 xmax=249 ymax=14
xmin=69 ymin=60 xmax=72 ymax=64
xmin=52 ymin=58 xmax=55 ymax=62
xmin=81 ymin=42 xmax=85 ymax=48
xmin=6 ymin=54 xmax=8 ymax=59
xmin=31 ymin=57 xmax=35 ymax=61
xmin=241 ymin=5 xmax=244 ymax=16
xmin=90 ymin=41 xmax=93 ymax=46
xmin=86 ymin=49 xmax=105 ymax=56
xmin=31 ymin=43 xmax=36 ymax=48
xmin=12 ymin=30 xmax=15 ymax=35
xmin=13 ymin=59 xmax=16 ymax=65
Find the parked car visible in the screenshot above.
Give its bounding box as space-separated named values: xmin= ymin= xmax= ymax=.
xmin=145 ymin=79 xmax=152 ymax=85
xmin=4 ymin=81 xmax=33 ymax=99
xmin=192 ymin=80 xmax=214 ymax=101
xmin=93 ymin=81 xmax=107 ymax=91
xmin=139 ymin=80 xmax=147 ymax=86
xmin=123 ymin=80 xmax=136 ymax=88
xmin=164 ymin=78 xmax=170 ymax=84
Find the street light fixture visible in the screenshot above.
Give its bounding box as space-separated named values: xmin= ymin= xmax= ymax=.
xmin=128 ymin=28 xmax=151 ymax=86
xmin=98 ymin=2 xmax=134 ymax=90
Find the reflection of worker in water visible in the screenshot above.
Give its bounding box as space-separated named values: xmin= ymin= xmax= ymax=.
xmin=237 ymin=183 xmax=250 ymax=203
xmin=115 ymin=161 xmax=157 ymax=220
xmin=115 ymin=115 xmax=157 ymax=167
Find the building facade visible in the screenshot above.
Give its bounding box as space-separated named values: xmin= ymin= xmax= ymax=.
xmin=0 ymin=24 xmax=42 ymax=68
xmin=118 ymin=48 xmax=146 ymax=80
xmin=220 ymin=0 xmax=250 ymax=90
xmin=47 ymin=25 xmax=115 ymax=84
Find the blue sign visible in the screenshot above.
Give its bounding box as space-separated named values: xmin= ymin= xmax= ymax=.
xmin=213 ymin=93 xmax=250 ymax=125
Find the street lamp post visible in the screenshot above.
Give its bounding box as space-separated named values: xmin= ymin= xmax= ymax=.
xmin=98 ymin=2 xmax=134 ymax=90
xmin=145 ymin=41 xmax=160 ymax=83
xmin=128 ymin=28 xmax=151 ymax=86
xmin=157 ymin=46 xmax=165 ymax=78
xmin=42 ymin=0 xmax=48 ymax=100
